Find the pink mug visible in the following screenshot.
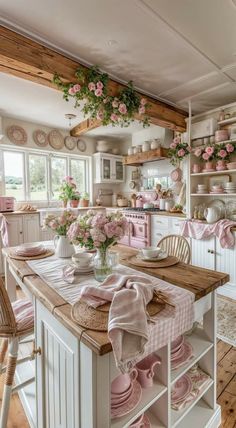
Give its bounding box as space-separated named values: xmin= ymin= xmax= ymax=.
xmin=136 ymin=353 xmax=161 ymax=388
xmin=111 ymin=368 xmax=138 ymax=395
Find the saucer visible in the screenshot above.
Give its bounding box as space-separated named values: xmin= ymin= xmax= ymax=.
xmin=111 ymin=380 xmax=142 ymax=419
xmin=171 ymin=335 xmax=184 ymax=354
xmin=171 ymin=342 xmax=193 ymax=370
xmin=70 ymin=262 xmax=94 ymax=273
xmin=138 ymin=251 xmax=168 ymax=262
xmin=171 ymin=373 xmax=192 ymax=404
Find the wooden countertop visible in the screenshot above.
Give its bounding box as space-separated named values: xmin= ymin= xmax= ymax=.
xmin=3 ymin=245 xmax=229 ymax=356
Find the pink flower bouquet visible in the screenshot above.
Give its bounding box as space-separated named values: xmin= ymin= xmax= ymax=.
xmin=168 ymin=137 xmax=191 ymax=166
xmin=43 ymin=210 xmax=77 ymax=236
xmin=67 ymin=210 xmax=127 ymax=250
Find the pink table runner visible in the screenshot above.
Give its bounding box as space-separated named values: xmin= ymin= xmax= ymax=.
xmin=181 ymin=219 xmax=236 ymax=248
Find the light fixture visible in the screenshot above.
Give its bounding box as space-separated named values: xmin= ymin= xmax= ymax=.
xmin=65 ymin=113 xmax=77 ymax=127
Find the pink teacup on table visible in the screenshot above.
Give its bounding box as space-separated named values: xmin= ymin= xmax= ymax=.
xmin=111 ymin=369 xmax=138 ymax=396
xmin=136 ymin=353 xmax=161 ymax=388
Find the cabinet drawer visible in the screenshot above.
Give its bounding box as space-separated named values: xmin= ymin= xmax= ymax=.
xmin=151 ymin=231 xmax=167 ymax=246
xmin=171 ymin=219 xmax=184 ymax=234
xmin=151 ymin=216 xmax=169 ymax=230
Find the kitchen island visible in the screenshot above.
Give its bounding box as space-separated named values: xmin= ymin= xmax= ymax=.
xmin=2 ymin=245 xmax=229 ymax=428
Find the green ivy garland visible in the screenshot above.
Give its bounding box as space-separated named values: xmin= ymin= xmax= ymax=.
xmin=53 ymin=66 xmax=149 ymax=127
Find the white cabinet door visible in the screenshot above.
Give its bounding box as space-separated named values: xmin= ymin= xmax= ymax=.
xmin=6 ymin=215 xmax=23 ymax=246
xmin=113 ymin=158 xmax=124 ymax=182
xmin=151 ymin=215 xmax=170 ymax=246
xmin=191 ymin=237 xmax=216 ymax=270
xmin=23 ymin=214 xmax=40 ymax=243
xmin=215 ymin=235 xmax=236 ymax=286
xmin=36 ymin=302 xmax=79 ymax=428
xmin=93 ymin=153 xmax=124 ymax=183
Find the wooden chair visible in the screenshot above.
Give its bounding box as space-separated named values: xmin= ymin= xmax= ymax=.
xmin=0 ymin=278 xmax=34 ymax=428
xmin=157 ymin=234 xmax=191 ymax=264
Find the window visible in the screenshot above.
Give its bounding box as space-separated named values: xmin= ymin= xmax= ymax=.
xmin=29 ymin=154 xmax=47 ymax=200
xmin=0 ymin=147 xmax=90 ymax=202
xmin=51 ymin=156 xmax=67 ymax=199
xmin=3 ymin=151 xmax=25 ymax=200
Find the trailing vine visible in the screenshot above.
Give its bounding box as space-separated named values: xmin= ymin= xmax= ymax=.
xmin=53 ymin=66 xmax=150 ymax=127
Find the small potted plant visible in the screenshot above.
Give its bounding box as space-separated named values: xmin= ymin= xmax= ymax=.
xmin=70 ymin=192 xmax=80 ymax=208
xmin=80 ymin=192 xmax=90 ymax=207
xmin=168 ymin=137 xmax=191 ymax=166
xmin=194 ymin=145 xmax=216 ymax=171
xmin=59 ymin=176 xmax=77 ymax=207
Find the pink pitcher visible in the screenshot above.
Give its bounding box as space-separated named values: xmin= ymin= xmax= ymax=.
xmin=136 ymin=353 xmax=161 ymax=388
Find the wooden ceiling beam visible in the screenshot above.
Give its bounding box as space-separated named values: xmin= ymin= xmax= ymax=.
xmin=0 ymin=25 xmax=187 ymax=133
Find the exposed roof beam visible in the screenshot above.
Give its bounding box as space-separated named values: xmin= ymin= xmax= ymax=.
xmin=0 ymin=25 xmax=187 ymax=133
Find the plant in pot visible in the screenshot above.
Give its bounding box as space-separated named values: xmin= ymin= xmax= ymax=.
xmin=70 ymin=192 xmax=81 ymax=208
xmin=215 ymin=143 xmax=231 ymax=171
xmin=168 ymin=136 xmax=191 ymax=166
xmin=59 ymin=176 xmax=77 ymax=207
xmin=194 ymin=145 xmax=216 ymax=171
xmin=80 ymin=192 xmax=90 ymax=207
xmin=43 ymin=210 xmax=77 ymax=258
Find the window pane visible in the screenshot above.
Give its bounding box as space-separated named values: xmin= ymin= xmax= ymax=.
xmin=3 ymin=151 xmax=25 ymax=200
xmin=70 ymin=159 xmax=86 ymax=193
xmin=51 ymin=157 xmax=67 ymax=199
xmin=29 ymin=154 xmax=47 ymax=200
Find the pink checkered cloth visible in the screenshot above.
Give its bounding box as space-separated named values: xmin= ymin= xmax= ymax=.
xmin=181 ymin=219 xmax=236 ymax=248
xmin=79 ymin=273 xmax=194 ymax=372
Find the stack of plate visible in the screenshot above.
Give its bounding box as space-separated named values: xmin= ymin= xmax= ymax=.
xmin=223 ymin=182 xmax=236 ymax=194
xmin=196 ymin=184 xmax=208 ymax=194
xmin=14 ymin=243 xmax=46 ymax=257
xmin=171 ymin=336 xmax=193 ymax=370
xmin=111 ymin=373 xmax=142 ymax=419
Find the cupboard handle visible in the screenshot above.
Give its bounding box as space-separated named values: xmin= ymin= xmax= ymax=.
xmin=19 ymin=231 xmax=23 ymax=234
xmin=32 ymin=347 xmax=41 ymax=357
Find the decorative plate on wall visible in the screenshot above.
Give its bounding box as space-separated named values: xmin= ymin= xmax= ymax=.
xmin=64 ymin=136 xmax=77 ymax=150
xmin=7 ymin=125 xmax=27 ymax=145
xmin=33 ymin=129 xmax=48 ymax=147
xmin=77 ymin=139 xmax=87 ymax=152
xmin=48 ymin=129 xmax=64 ymax=150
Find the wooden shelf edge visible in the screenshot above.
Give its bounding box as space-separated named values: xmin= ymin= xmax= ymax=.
xmin=123 ymin=148 xmax=169 ymax=166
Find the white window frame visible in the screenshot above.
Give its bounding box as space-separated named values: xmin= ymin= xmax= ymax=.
xmin=0 ymin=145 xmax=92 ymax=204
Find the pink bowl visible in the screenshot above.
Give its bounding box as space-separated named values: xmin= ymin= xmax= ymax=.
xmin=215 ymin=130 xmax=229 ymax=142
xmin=111 ymin=369 xmax=137 ymax=395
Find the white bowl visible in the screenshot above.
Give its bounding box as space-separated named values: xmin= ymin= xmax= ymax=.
xmin=72 ymin=252 xmax=93 ymax=268
xmin=141 ymin=246 xmax=162 ymax=258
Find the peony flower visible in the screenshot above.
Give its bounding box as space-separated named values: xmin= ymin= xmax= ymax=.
xmin=205 ymin=146 xmax=214 ymax=156
xmin=202 ymin=152 xmax=210 ymax=160
xmin=112 ymin=98 xmax=119 ymax=108
xmin=96 ymin=81 xmax=103 ymax=89
xmin=73 ymin=84 xmax=81 ymax=93
xmin=226 ymin=143 xmax=234 ymax=153
xmin=88 ymin=82 xmax=96 ymax=91
xmin=170 ymin=142 xmax=177 ymax=149
xmin=139 ymin=106 xmax=145 ymax=115
xmin=118 ymin=103 xmax=127 ymax=115
xmin=68 ymin=87 xmax=75 ymax=95
xmin=178 ymin=149 xmax=186 ymax=157
xmin=194 ymin=148 xmax=202 ymax=157
xmin=140 ymin=98 xmax=147 ymax=106
xmin=95 ymin=88 xmax=103 ymax=97
xmin=219 ymin=149 xmax=227 ymax=158
xmin=110 ymin=113 xmax=119 ymax=122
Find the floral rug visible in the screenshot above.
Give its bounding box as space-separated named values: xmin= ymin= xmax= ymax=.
xmin=217 ymin=295 xmax=236 ymax=346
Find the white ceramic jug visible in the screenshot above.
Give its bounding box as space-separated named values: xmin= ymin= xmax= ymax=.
xmin=204 ymin=207 xmax=221 ymax=224
xmin=54 ymin=235 xmax=75 ymax=258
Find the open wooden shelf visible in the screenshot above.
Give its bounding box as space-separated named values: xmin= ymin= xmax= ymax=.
xmin=191 ymin=168 xmax=236 ymax=176
xmin=123 ymin=148 xmax=169 ymax=166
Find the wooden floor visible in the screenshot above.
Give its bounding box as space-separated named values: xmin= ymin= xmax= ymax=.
xmin=0 ymin=340 xmax=235 ymax=427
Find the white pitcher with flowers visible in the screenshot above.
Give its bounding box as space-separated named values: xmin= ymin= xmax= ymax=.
xmin=43 ymin=210 xmax=77 ymax=258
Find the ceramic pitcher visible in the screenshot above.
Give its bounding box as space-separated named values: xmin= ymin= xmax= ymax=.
xmin=204 ymin=207 xmax=221 ymax=224
xmin=54 ymin=235 xmax=75 ymax=258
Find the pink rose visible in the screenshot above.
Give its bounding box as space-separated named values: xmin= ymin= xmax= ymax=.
xmin=194 ymin=148 xmax=202 ymax=157
xmin=219 ymin=149 xmax=227 ymax=158
xmin=205 ymin=146 xmax=214 ymax=155
xmin=96 ymin=110 xmax=104 ymax=120
xmin=226 ymin=143 xmax=234 ymax=153
xmin=202 ymin=152 xmax=210 ymax=160
xmin=173 ymin=137 xmax=181 ymax=145
xmin=170 ymin=142 xmax=177 ymax=149
xmin=112 ymin=98 xmax=119 ymax=108
xmin=178 ymin=149 xmax=185 ymax=157
xmin=110 ymin=113 xmax=119 ymax=122
xmin=95 ymin=88 xmax=103 ymax=97
xmin=88 ymin=82 xmax=96 ymax=91
xmin=139 ymin=106 xmax=145 ymax=115
xmin=68 ymin=87 xmax=75 ymax=95
xmin=118 ymin=103 xmax=127 ymax=115
xmin=96 ymin=81 xmax=103 ymax=89
xmin=73 ymin=84 xmax=81 ymax=93
xmin=65 ymin=176 xmax=73 ymax=182
xmin=140 ymin=98 xmax=147 ymax=106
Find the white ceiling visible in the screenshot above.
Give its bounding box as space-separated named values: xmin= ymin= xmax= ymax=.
xmin=0 ymin=0 xmax=236 ymax=126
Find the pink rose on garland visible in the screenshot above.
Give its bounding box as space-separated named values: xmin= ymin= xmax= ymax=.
xmin=118 ymin=103 xmax=127 ymax=115
xmin=173 ymin=136 xmax=181 ymax=145
xmin=226 ymin=143 xmax=234 ymax=153
xmin=178 ymin=149 xmax=186 ymax=157
xmin=95 ymin=88 xmax=103 ymax=97
xmin=96 ymin=81 xmax=104 ymax=89
xmin=205 ymin=146 xmax=214 ymax=155
xmin=170 ymin=142 xmax=177 ymax=149
xmin=219 ymin=149 xmax=227 ymax=158
xmin=194 ymin=148 xmax=202 ymax=157
xmin=202 ymin=152 xmax=210 ymax=160
xmin=68 ymin=87 xmax=75 ymax=95
xmin=73 ymin=84 xmax=81 ymax=93
xmin=139 ymin=106 xmax=146 ymax=115
xmin=88 ymin=82 xmax=96 ymax=91
xmin=140 ymin=98 xmax=147 ymax=106
xmin=103 ymin=97 xmax=109 ymax=104
xmin=96 ymin=110 xmax=104 ymax=120
xmin=112 ymin=98 xmax=119 ymax=108
xmin=111 ymin=113 xmax=119 ymax=122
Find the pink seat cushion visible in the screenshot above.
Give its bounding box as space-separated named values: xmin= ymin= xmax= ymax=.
xmin=12 ymin=299 xmax=34 ymax=332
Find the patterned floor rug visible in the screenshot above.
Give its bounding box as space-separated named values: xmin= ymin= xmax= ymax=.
xmin=217 ymin=295 xmax=236 ymax=346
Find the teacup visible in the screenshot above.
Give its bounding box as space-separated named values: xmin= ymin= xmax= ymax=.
xmin=136 ymin=353 xmax=161 ymax=388
xmin=111 ymin=369 xmax=138 ymax=395
xmin=141 ymin=246 xmax=162 ymax=259
xmin=72 ymin=252 xmax=93 ymax=268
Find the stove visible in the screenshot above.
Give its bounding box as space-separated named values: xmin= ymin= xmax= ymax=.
xmin=123 ymin=207 xmax=164 ymax=212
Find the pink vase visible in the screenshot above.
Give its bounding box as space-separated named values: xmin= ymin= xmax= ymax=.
xmin=205 ymin=161 xmax=215 ymax=171
xmin=192 ymin=164 xmax=201 ymax=173
xmin=216 ymin=160 xmax=227 ymax=171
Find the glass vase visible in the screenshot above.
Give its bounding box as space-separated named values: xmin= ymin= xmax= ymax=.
xmin=93 ymin=248 xmax=112 ymax=282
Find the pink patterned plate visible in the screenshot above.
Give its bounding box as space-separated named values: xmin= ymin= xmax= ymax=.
xmin=171 ymin=342 xmax=193 ymax=370
xmin=171 ymin=373 xmax=192 ymax=404
xmin=171 ymin=343 xmax=186 ymax=362
xmin=111 ymin=380 xmax=142 ymax=419
xmin=171 ymin=335 xmax=184 ymax=354
xmin=129 ymin=413 xmax=151 ymax=427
